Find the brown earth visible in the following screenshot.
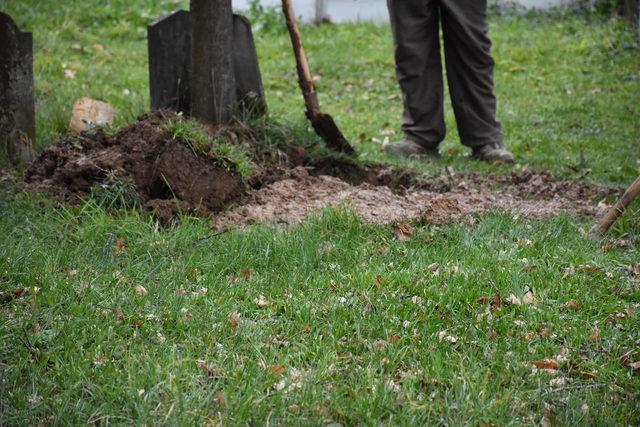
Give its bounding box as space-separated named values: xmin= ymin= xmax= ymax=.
xmin=25 ymin=111 xmax=243 ymax=223
xmin=23 ymin=112 xmax=619 ymax=227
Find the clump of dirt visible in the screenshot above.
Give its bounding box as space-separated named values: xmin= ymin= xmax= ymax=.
xmin=25 ymin=111 xmax=244 ymax=219
xmin=24 ymin=111 xmax=619 ymax=228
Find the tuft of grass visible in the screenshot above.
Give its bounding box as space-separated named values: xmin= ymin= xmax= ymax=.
xmin=163 ymin=118 xmax=256 ymax=179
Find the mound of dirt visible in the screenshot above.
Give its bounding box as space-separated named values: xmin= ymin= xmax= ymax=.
xmin=25 ymin=111 xmax=244 ymax=219
xmin=24 ymin=112 xmax=619 ymax=228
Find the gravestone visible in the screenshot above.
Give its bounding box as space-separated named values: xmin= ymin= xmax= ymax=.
xmin=0 ymin=12 xmax=36 ymax=165
xmin=148 ymin=11 xmax=266 ymax=118
xmin=148 ymin=10 xmax=191 ymax=114
xmin=232 ymin=14 xmax=267 ymax=116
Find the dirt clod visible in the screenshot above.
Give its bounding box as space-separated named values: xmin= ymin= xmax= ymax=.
xmin=25 ymin=111 xmax=244 ymax=215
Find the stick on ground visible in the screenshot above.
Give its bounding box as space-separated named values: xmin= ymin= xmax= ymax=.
xmin=281 ymin=0 xmax=355 ymax=155
xmin=589 ymin=176 xmax=640 ymax=238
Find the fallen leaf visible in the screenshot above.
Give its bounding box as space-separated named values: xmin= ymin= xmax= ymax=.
xmin=562 ymin=266 xmax=575 ymax=279
xmin=242 ymin=268 xmax=253 ymax=278
xmin=437 ymin=331 xmax=457 ymax=343
xmin=476 ymin=296 xmax=490 ymax=305
xmin=506 ymin=294 xmax=522 ymax=306
xmin=135 ymin=285 xmax=147 ymax=296
xmin=68 ymin=269 xmax=78 ymax=279
xmin=393 ymin=222 xmax=414 ymax=242
xmin=196 ymin=359 xmax=224 ymax=378
xmin=523 ymin=290 xmax=537 ymax=305
xmin=389 ymin=335 xmax=401 ymax=344
xmin=213 ymin=390 xmax=226 ymax=411
xmin=374 ymin=339 xmax=386 ymax=351
xmin=115 ymin=237 xmax=126 ymax=254
xmin=626 ymin=264 xmax=640 ymax=276
xmin=256 ymin=295 xmax=270 ymax=308
xmin=268 ymin=363 xmax=286 ymax=378
xmin=64 ymin=69 xmax=76 ymax=79
xmin=587 ymin=327 xmax=601 ymax=342
xmin=561 ymin=300 xmax=581 ymax=311
xmin=92 ymin=43 xmax=105 ymax=52
xmin=228 ymin=311 xmax=240 ymax=328
xmin=629 ymin=362 xmax=640 ymax=370
xmin=156 ymin=332 xmax=166 ymax=344
xmin=531 ymin=359 xmax=559 ymax=370
xmin=491 ymin=293 xmax=502 ymax=310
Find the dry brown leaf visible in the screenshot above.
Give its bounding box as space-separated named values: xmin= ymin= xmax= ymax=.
xmin=374 ymin=339 xmax=386 ymax=351
xmin=393 ymin=222 xmax=414 ymax=242
xmin=242 ymin=268 xmax=253 ymax=278
xmin=587 ymin=327 xmax=601 ymax=342
xmin=115 ymin=237 xmax=126 ymax=254
xmin=562 ymin=300 xmax=581 ymax=311
xmin=256 ymin=295 xmax=270 ymax=308
xmin=196 ymin=359 xmax=224 ymax=378
xmin=389 ymin=335 xmax=401 ymax=344
xmin=491 ymin=294 xmax=502 ymax=310
xmin=531 ymin=359 xmax=559 ymax=370
xmin=135 ymin=285 xmax=147 ymax=296
xmin=477 ymin=296 xmax=490 ymax=305
xmin=228 ymin=311 xmax=240 ymax=328
xmin=92 ymin=43 xmax=105 ymax=52
xmin=213 ymin=390 xmax=226 ymax=412
xmin=268 ymin=363 xmax=286 ymax=378
xmin=629 ymin=361 xmax=640 ymax=370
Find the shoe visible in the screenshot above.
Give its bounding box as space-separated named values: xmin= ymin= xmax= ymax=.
xmin=471 ymin=142 xmax=515 ymax=163
xmin=383 ymin=139 xmax=440 ymax=158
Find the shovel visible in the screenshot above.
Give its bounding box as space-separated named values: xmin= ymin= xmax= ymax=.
xmin=281 ymin=0 xmax=355 ymax=155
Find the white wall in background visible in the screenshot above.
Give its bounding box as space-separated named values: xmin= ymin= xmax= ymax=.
xmin=232 ymin=0 xmax=565 ymax=23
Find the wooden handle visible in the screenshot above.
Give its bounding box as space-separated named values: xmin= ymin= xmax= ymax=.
xmin=590 ymin=176 xmax=640 ymax=238
xmin=282 ymin=0 xmax=321 ymax=116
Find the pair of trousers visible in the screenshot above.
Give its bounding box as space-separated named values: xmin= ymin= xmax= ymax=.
xmin=387 ymin=0 xmax=503 ymax=148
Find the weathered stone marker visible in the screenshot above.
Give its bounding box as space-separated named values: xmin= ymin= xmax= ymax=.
xmin=148 ymin=10 xmax=191 ymax=114
xmin=148 ymin=9 xmax=266 ymax=119
xmin=0 ymin=12 xmax=36 ymax=165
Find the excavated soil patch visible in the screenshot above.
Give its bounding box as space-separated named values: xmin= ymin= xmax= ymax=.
xmin=214 ymin=166 xmax=618 ymax=228
xmin=25 ymin=112 xmax=244 ymax=221
xmin=24 ymin=112 xmax=619 ymax=227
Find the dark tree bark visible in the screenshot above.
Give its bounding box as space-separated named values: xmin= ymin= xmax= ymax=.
xmin=190 ymin=0 xmax=236 ymax=124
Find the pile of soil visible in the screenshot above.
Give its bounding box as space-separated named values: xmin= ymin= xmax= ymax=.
xmin=24 ymin=113 xmax=619 ymax=227
xmin=25 ymin=111 xmax=243 ymax=222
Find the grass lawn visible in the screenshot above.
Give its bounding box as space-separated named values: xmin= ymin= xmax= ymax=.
xmin=1 ymin=0 xmax=639 ymax=424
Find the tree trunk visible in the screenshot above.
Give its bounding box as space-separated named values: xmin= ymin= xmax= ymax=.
xmin=190 ymin=0 xmax=236 ymax=125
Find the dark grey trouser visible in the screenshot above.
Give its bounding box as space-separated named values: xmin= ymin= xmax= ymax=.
xmin=387 ymin=0 xmax=503 ymax=149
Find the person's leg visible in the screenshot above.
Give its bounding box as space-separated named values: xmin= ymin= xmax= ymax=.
xmin=440 ymin=0 xmax=513 ymax=162
xmin=386 ymin=0 xmax=444 ymax=151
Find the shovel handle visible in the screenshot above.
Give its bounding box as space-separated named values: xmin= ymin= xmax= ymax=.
xmin=590 ymin=176 xmax=640 ymax=238
xmin=282 ymin=0 xmax=321 ymax=116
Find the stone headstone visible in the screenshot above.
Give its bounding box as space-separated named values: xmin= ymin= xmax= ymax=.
xmin=233 ymin=14 xmax=267 ymax=116
xmin=147 ymin=11 xmax=266 ymax=118
xmin=148 ymin=10 xmax=191 ymax=114
xmin=0 ymin=12 xmax=36 ymax=165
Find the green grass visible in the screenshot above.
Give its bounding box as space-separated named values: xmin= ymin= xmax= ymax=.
xmin=0 ymin=0 xmax=639 ymax=424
